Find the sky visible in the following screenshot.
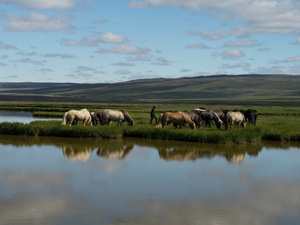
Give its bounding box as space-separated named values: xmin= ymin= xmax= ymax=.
xmin=0 ymin=0 xmax=300 ymax=83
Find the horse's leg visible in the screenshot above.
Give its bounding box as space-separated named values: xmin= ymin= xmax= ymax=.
xmin=69 ymin=116 xmax=74 ymax=127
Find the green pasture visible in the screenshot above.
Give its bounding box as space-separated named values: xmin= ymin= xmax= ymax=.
xmin=0 ymin=102 xmax=300 ymax=143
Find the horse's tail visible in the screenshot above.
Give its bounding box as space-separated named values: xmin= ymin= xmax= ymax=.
xmin=120 ymin=110 xmax=134 ymax=126
xmin=62 ymin=112 xmax=68 ymax=125
xmin=155 ymin=113 xmax=163 ymax=128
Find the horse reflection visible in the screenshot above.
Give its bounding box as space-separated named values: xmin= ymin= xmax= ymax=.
xmin=97 ymin=145 xmax=134 ymax=159
xmin=225 ymin=153 xmax=245 ymax=164
xmin=62 ymin=146 xmax=92 ymax=162
xmin=157 ymin=147 xmax=248 ymax=164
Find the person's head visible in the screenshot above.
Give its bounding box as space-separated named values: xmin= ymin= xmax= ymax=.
xmin=153 ymin=105 xmax=156 ymax=108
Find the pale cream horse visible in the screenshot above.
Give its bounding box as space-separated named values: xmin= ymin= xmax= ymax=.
xmin=225 ymin=111 xmax=247 ymax=130
xmin=61 ymin=108 xmax=92 ymax=126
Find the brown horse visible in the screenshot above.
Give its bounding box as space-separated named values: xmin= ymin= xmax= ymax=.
xmin=159 ymin=111 xmax=196 ymax=130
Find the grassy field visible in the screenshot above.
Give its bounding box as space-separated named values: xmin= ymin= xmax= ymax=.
xmin=0 ymin=102 xmax=300 ymax=143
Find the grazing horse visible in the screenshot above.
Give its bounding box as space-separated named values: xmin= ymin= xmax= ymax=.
xmin=61 ymin=108 xmax=92 ymax=126
xmin=213 ymin=109 xmax=228 ymax=125
xmin=194 ymin=108 xmax=223 ymax=129
xmin=244 ymin=109 xmax=258 ymax=125
xmin=96 ymin=109 xmax=134 ymax=126
xmin=72 ymin=112 xmax=98 ymax=126
xmin=159 ymin=111 xmax=196 ymax=130
xmin=90 ymin=112 xmax=98 ymax=126
xmin=225 ymin=111 xmax=247 ymax=130
xmin=183 ymin=110 xmax=203 ymax=128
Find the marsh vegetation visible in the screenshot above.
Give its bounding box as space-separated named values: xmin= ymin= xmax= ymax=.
xmin=0 ymin=102 xmax=300 ymax=143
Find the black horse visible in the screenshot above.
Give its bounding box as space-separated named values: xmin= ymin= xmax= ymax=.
xmin=244 ymin=109 xmax=258 ymax=125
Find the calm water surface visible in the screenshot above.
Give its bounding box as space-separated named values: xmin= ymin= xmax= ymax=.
xmin=0 ymin=135 xmax=300 ymax=225
xmin=0 ymin=111 xmax=58 ymax=123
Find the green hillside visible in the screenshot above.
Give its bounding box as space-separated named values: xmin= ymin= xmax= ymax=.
xmin=1 ymin=74 xmax=300 ymax=105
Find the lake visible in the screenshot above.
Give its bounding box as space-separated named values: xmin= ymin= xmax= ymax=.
xmin=0 ymin=111 xmax=59 ymax=124
xmin=0 ymin=133 xmax=300 ymax=225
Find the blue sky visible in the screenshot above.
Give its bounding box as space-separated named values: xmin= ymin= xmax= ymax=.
xmin=0 ymin=0 xmax=300 ymax=83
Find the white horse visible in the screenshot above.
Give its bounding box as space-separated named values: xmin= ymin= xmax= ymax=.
xmin=96 ymin=109 xmax=134 ymax=126
xmin=62 ymin=108 xmax=92 ymax=126
xmin=225 ymin=111 xmax=247 ymax=130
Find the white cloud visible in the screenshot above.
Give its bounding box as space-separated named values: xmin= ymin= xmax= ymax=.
xmin=62 ymin=32 xmax=128 ymax=47
xmin=223 ymin=40 xmax=261 ymax=48
xmin=61 ymin=39 xmax=97 ymax=47
xmin=114 ymin=69 xmax=132 ymax=75
xmin=295 ymin=37 xmax=300 ymax=45
xmin=0 ymin=41 xmax=17 ymax=50
xmin=255 ymin=65 xmax=300 ymax=75
xmin=98 ymin=45 xmax=150 ymax=55
xmin=222 ymin=49 xmax=245 ymax=59
xmin=0 ymin=0 xmax=75 ymax=9
xmin=98 ymin=32 xmax=129 ymax=44
xmin=221 ymin=63 xmax=251 ymax=70
xmin=13 ymin=57 xmax=45 ymax=66
xmin=148 ymin=0 xmax=300 ymax=39
xmin=5 ymin=13 xmax=74 ymax=32
xmin=42 ymin=53 xmax=74 ymax=59
xmin=129 ymin=0 xmax=246 ymax=10
xmin=151 ymin=57 xmax=171 ymax=66
xmin=112 ymin=62 xmax=135 ymax=67
xmin=185 ymin=43 xmax=210 ymax=49
xmin=281 ymin=56 xmax=300 ymax=63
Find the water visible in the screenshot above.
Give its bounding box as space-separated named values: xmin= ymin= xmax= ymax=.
xmin=0 ymin=111 xmax=59 ymax=123
xmin=0 ymin=135 xmax=300 ymax=225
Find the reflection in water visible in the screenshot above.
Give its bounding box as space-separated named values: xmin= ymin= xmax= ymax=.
xmin=62 ymin=146 xmax=93 ymax=162
xmin=1 ymin=135 xmax=300 ymax=225
xmin=0 ymin=135 xmax=299 ymax=164
xmin=97 ymin=144 xmax=134 ymax=159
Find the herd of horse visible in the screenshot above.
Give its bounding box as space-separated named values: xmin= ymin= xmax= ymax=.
xmin=61 ymin=107 xmax=258 ymax=131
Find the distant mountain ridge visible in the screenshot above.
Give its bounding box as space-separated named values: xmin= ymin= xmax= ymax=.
xmin=1 ymin=74 xmax=300 ymax=105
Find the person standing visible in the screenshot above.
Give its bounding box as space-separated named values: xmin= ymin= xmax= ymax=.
xmin=150 ymin=105 xmax=157 ymax=124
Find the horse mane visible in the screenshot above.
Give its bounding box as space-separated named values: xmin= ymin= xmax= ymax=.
xmin=211 ymin=111 xmax=222 ymax=124
xmin=120 ymin=110 xmax=134 ymax=126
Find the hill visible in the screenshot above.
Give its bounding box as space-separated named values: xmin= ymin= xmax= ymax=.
xmin=1 ymin=74 xmax=300 ymax=106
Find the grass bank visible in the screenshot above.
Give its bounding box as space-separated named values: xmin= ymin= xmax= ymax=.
xmin=0 ymin=119 xmax=299 ymax=144
xmin=1 ymin=102 xmax=300 ymax=143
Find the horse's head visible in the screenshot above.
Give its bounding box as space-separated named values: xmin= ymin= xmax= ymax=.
xmin=241 ymin=120 xmax=247 ymax=128
xmin=127 ymin=120 xmax=134 ymax=126
xmin=216 ymin=119 xmax=223 ymax=129
xmin=190 ymin=122 xmax=196 ymax=130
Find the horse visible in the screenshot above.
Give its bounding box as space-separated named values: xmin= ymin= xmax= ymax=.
xmin=96 ymin=109 xmax=134 ymax=126
xmin=72 ymin=112 xmax=97 ymax=126
xmin=61 ymin=108 xmax=92 ymax=126
xmin=213 ymin=109 xmax=228 ymax=124
xmin=90 ymin=112 xmax=98 ymax=126
xmin=184 ymin=110 xmax=203 ymax=128
xmin=225 ymin=111 xmax=247 ymax=130
xmin=160 ymin=111 xmax=196 ymax=130
xmin=244 ymin=109 xmax=258 ymax=125
xmin=194 ymin=108 xmax=223 ymax=129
